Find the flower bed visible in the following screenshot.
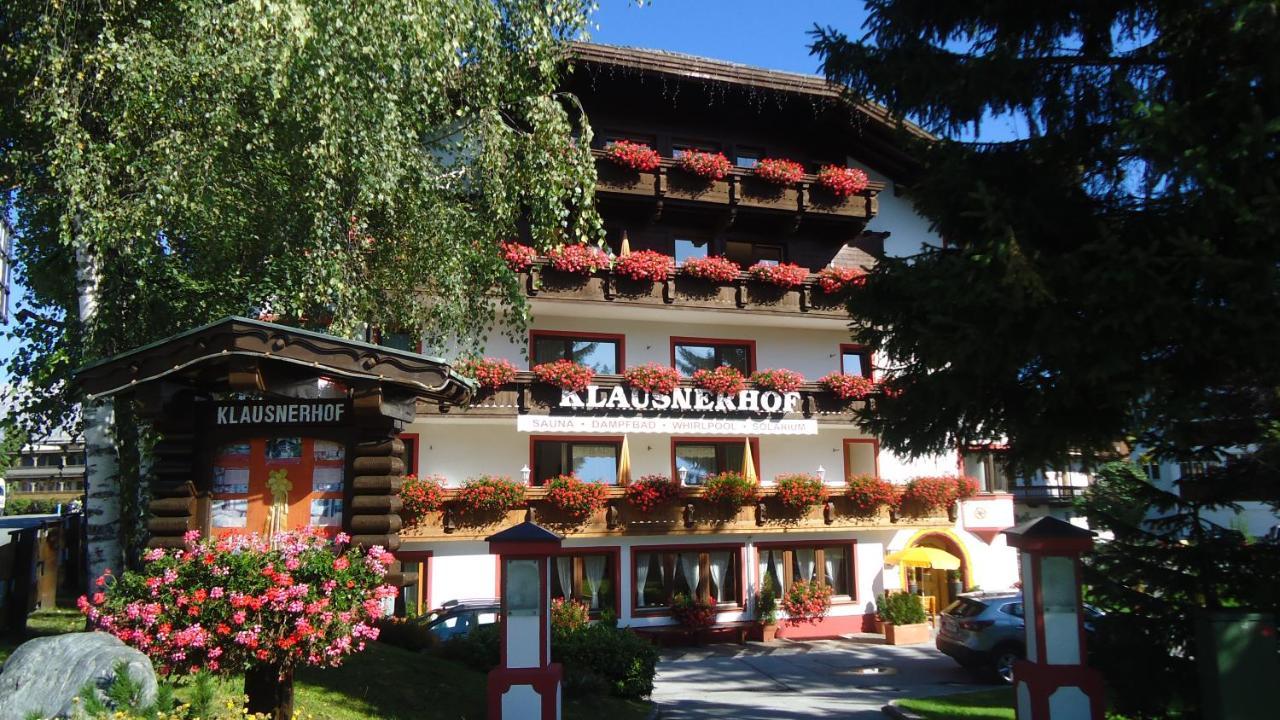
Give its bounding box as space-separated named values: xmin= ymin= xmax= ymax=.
xmin=546 ymin=244 xmax=612 ymax=275
xmin=748 ymin=261 xmax=809 ymax=289
xmin=750 ymin=368 xmax=805 ymax=393
xmin=692 ymin=365 xmax=746 ymax=396
xmin=603 ymin=140 xmax=661 ymax=172
xmin=815 ymin=266 xmax=867 ymax=294
xmin=781 ymin=579 xmax=833 ymax=626
xmin=753 ymin=158 xmax=805 ymax=185
xmin=614 ymin=249 xmax=672 ymax=282
xmin=680 ymin=255 xmax=740 ymax=283
xmin=815 ymin=165 xmax=870 ymax=197
xmin=703 ymin=471 xmax=759 ymax=506
xmin=533 ymin=359 xmax=595 ymax=393
xmin=625 ymin=474 xmax=682 ymax=513
xmin=624 ymin=362 xmax=681 ymax=395
xmin=454 ymin=356 xmax=518 ymax=390
xmin=676 ymin=150 xmax=732 ymax=180
xmin=773 ymin=473 xmax=827 ymax=510
xmin=400 ymin=474 xmax=447 ymax=527
xmin=819 ymin=372 xmax=878 ymax=402
xmin=455 ymin=475 xmax=525 ymax=514
xmin=845 ymin=473 xmax=898 ymax=516
xmin=544 ymin=474 xmax=610 ymax=520
xmin=500 ymin=241 xmax=538 ymax=272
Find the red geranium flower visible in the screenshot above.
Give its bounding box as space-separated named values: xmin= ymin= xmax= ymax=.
xmin=753 ymin=158 xmax=805 ymax=184
xmin=614 ymin=250 xmax=672 ymax=282
xmin=604 ymin=140 xmax=661 ymax=172
xmin=815 ymin=165 xmax=869 ymax=197
xmin=748 ymin=262 xmax=809 ymax=289
xmin=680 ymin=255 xmax=740 ymax=282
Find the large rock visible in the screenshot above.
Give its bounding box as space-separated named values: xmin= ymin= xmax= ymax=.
xmin=0 ymin=631 xmax=157 ymax=720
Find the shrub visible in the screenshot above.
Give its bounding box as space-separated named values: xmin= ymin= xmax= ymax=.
xmin=877 ymin=591 xmax=927 ymax=625
xmin=748 ymin=261 xmax=809 ymax=289
xmin=773 ymin=473 xmax=827 ymax=510
xmin=613 ymin=249 xmax=672 ymax=282
xmin=702 ymin=471 xmax=759 ymax=506
xmin=692 ymin=365 xmax=746 ymax=396
xmin=819 ymin=372 xmax=878 ymax=402
xmin=671 ymin=593 xmax=717 ymax=630
xmin=680 ymin=255 xmax=740 ymax=282
xmin=399 ymin=474 xmax=446 ymax=528
xmin=623 ymin=362 xmax=681 ymax=395
xmin=532 ymin=359 xmax=595 ymax=392
xmin=551 ymin=597 xmax=591 ymax=641
xmin=373 ymin=616 xmax=435 ymax=652
xmin=603 ymin=140 xmax=661 ymax=172
xmin=815 ymin=165 xmax=869 ymax=197
xmin=546 ymin=244 xmax=611 ymax=274
xmin=544 ymin=474 xmax=609 ymax=520
xmin=453 ymin=356 xmax=518 ymax=389
xmin=845 ymin=474 xmax=897 ymax=516
xmin=676 ymin=150 xmax=731 ymax=180
xmin=499 ymin=241 xmax=538 ymax=272
xmin=753 ymin=157 xmax=805 ymax=184
xmin=781 ymin=579 xmax=833 ymax=626
xmin=624 ymin=474 xmax=681 ymax=513
xmin=555 ymin=624 xmax=659 ymax=700
xmin=455 ymin=475 xmax=525 ymax=514
xmin=750 ymin=368 xmax=805 ymax=393
xmin=815 ymin=266 xmax=867 ymax=294
xmin=439 ymin=622 xmax=500 ymax=672
xmin=757 ymin=574 xmax=779 ymax=625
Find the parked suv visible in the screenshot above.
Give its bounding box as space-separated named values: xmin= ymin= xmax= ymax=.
xmin=936 ymin=591 xmax=1027 ymax=683
xmin=413 ymin=598 xmax=501 ymax=643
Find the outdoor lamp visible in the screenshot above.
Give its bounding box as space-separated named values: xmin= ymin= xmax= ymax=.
xmin=677 ymin=466 xmax=689 ymax=484
xmin=816 ymin=465 xmax=826 ymax=482
xmin=521 ymin=464 xmax=531 ymax=483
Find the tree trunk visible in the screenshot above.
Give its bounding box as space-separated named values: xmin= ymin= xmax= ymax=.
xmin=77 ymin=242 xmax=121 ymax=587
xmin=244 ymin=662 xmax=295 ymax=720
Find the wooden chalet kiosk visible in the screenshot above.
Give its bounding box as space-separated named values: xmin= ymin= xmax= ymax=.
xmin=76 ymin=316 xmax=474 ymax=588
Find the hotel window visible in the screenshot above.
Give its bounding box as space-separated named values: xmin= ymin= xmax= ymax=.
xmin=634 ymin=548 xmax=740 ymax=609
xmin=599 ymin=131 xmax=655 ymax=150
xmin=397 ymin=434 xmax=418 ymax=476
xmin=843 ymin=440 xmax=878 ymax=482
xmin=552 ymin=553 xmax=616 ymax=613
xmin=398 ymin=556 xmax=429 ymax=617
xmin=734 ymin=147 xmax=764 ymax=169
xmin=532 ymin=438 xmax=621 ymax=485
xmin=672 ymin=340 xmax=752 ymax=376
xmin=725 ymin=240 xmax=782 ymax=267
xmin=674 ymin=237 xmax=709 ymax=264
xmin=531 ymin=332 xmax=622 ymax=374
xmin=758 ymin=545 xmax=853 ymax=598
xmin=64 ymin=452 xmax=85 ymax=466
xmin=672 ymin=140 xmax=719 ymax=158
xmin=840 ymin=345 xmax=872 ymax=377
xmin=673 ymin=440 xmax=757 ymax=486
xmin=962 ymin=452 xmax=1011 ymax=494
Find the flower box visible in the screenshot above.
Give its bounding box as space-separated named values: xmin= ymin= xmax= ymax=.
xmin=738 ymin=175 xmax=801 ymax=211
xmin=595 ymin=157 xmax=658 ymax=196
xmin=665 ymin=171 xmax=731 ymax=203
xmin=884 ymin=622 xmax=931 ymax=645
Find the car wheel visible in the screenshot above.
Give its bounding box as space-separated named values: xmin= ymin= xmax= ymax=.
xmin=992 ymin=646 xmax=1022 ymax=684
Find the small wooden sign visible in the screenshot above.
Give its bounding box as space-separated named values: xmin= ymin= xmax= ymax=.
xmin=208 ymin=400 xmax=352 ymax=428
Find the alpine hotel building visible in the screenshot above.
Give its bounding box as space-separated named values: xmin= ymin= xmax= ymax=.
xmin=396 ymin=45 xmax=1019 ymax=638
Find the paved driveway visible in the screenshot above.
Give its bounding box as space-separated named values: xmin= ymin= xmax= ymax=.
xmin=652 ymin=638 xmax=991 ymax=719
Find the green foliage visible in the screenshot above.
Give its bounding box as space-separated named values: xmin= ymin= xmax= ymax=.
xmin=438 ymin=622 xmax=502 ymax=672
xmin=3 ymin=498 xmax=64 ymax=516
xmin=1078 ymin=462 xmax=1280 ymax=718
xmin=551 ymin=597 xmax=591 ymax=641
xmin=878 ymin=591 xmax=926 ymax=626
xmin=811 ymin=2 xmax=1280 ymax=480
xmin=1 ymin=0 xmax=604 ymax=437
xmin=757 ymin=573 xmax=778 ymax=625
xmin=187 ymin=671 xmax=215 ymax=719
xmin=554 ymin=624 xmax=659 ymax=700
xmin=75 ymin=660 xmax=177 ymax=720
xmin=372 ymin=617 xmax=436 ymax=652
xmin=0 ymin=420 xmax=28 ymax=477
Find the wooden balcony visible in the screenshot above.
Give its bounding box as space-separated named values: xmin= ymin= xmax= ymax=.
xmin=424 ymin=372 xmax=869 ymax=424
xmin=400 ymin=486 xmax=950 ymax=542
xmin=593 ymin=151 xmax=883 ymax=221
xmin=522 ymin=259 xmax=854 ymax=320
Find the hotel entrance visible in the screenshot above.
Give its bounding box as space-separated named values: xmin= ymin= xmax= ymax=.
xmin=888 ymin=532 xmax=968 ymax=620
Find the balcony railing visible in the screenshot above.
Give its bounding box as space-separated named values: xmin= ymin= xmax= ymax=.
xmin=520 ymin=259 xmax=854 ymax=319
xmin=593 ymin=151 xmax=883 ymax=221
xmin=1011 ymin=484 xmax=1085 ymax=505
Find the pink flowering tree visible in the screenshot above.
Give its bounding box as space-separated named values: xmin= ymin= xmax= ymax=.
xmin=80 ymin=530 xmax=395 ymax=720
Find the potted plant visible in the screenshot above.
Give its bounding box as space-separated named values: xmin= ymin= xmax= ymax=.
xmin=773 ymin=473 xmax=827 ymax=512
xmin=613 ymin=249 xmax=672 ymax=282
xmin=455 ymin=475 xmax=525 ymax=515
xmin=672 ymin=592 xmax=717 ymax=633
xmin=814 ymin=165 xmax=869 ymax=197
xmin=546 ymin=244 xmax=612 ymax=275
xmin=544 ymin=474 xmax=609 ymax=521
xmin=753 ymin=158 xmax=805 ymax=185
xmin=898 ymin=475 xmax=961 ymax=518
xmin=750 ymin=368 xmax=805 ymax=393
xmin=845 ymin=473 xmax=898 ymax=517
xmin=818 ymin=372 xmax=878 ymax=402
xmin=692 ymin=365 xmax=747 ymax=396
xmin=399 ymin=473 xmax=447 ymax=529
xmin=878 ymin=591 xmax=930 ymax=645
xmin=757 ymin=574 xmax=780 ymax=641
xmin=679 ymin=255 xmax=740 ymax=283
xmin=500 ymin=241 xmax=539 ymax=272
xmin=623 ymin=362 xmax=681 ymax=395
xmin=603 ymin=140 xmax=661 ymax=172
xmin=532 ymin=358 xmax=595 ymax=393
xmin=624 ymin=474 xmax=681 ymax=512
xmin=815 ymin=266 xmax=867 ymax=295
xmin=702 ymin=471 xmax=759 ymax=506
xmin=676 ymin=150 xmax=732 ymax=181
xmin=453 ymin=356 xmax=518 ymax=390
xmin=781 ymin=578 xmax=833 ymax=627
xmin=747 ymin=261 xmax=809 ymax=289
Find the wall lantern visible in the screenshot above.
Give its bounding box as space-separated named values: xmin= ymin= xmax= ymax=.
xmin=485 ymin=521 xmax=564 ymax=720
xmin=677 ymin=466 xmax=689 ymax=484
xmin=1001 ymin=515 xmax=1105 ymax=720
xmin=816 ymin=465 xmax=826 ymax=482
xmin=521 ymin=464 xmax=532 ymax=483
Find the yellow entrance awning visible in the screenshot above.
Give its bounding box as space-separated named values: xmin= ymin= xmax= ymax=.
xmin=885 ymin=546 xmax=961 ymax=570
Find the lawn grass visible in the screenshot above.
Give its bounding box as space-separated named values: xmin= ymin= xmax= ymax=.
xmin=2 ymin=607 xmax=653 ymax=720
xmin=896 ymin=689 xmax=1015 ymax=720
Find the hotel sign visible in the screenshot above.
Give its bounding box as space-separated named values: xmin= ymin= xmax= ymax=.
xmin=514 ymin=385 xmax=818 ymax=435
xmin=210 ymin=400 xmax=350 ymax=427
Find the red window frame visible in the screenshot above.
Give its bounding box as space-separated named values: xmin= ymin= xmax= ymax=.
xmin=842 ymin=438 xmax=880 ymax=480
xmin=529 ymin=329 xmax=626 ymax=373
xmin=838 ymin=343 xmax=873 ymax=378
xmin=630 ymin=542 xmax=748 ymax=617
xmin=670 ymin=436 xmax=761 ymax=484
xmin=669 ymin=336 xmax=757 ymax=375
xmin=550 ymin=546 xmax=623 ymax=619
xmin=528 ymin=434 xmax=625 ymax=486
xmin=398 ymin=432 xmax=419 ymax=476
xmin=754 ymin=539 xmax=859 ymax=603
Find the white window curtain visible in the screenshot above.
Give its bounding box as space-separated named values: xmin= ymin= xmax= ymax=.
xmin=771 ymin=550 xmax=784 ymax=590
xmin=679 ymin=553 xmax=701 ymax=597
xmin=635 ymin=554 xmax=651 ymax=608
xmin=824 ymin=547 xmax=843 ymax=594
xmin=708 ymin=552 xmax=730 ymax=603
xmin=797 ymin=548 xmax=816 ymax=582
xmin=757 ymin=550 xmax=771 ymax=594
xmin=583 ymin=555 xmax=607 ymax=609
xmin=556 ymin=557 xmax=574 ymax=600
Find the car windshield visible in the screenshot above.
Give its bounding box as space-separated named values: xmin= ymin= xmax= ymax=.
xmin=943 ymin=597 xmax=990 ymax=618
